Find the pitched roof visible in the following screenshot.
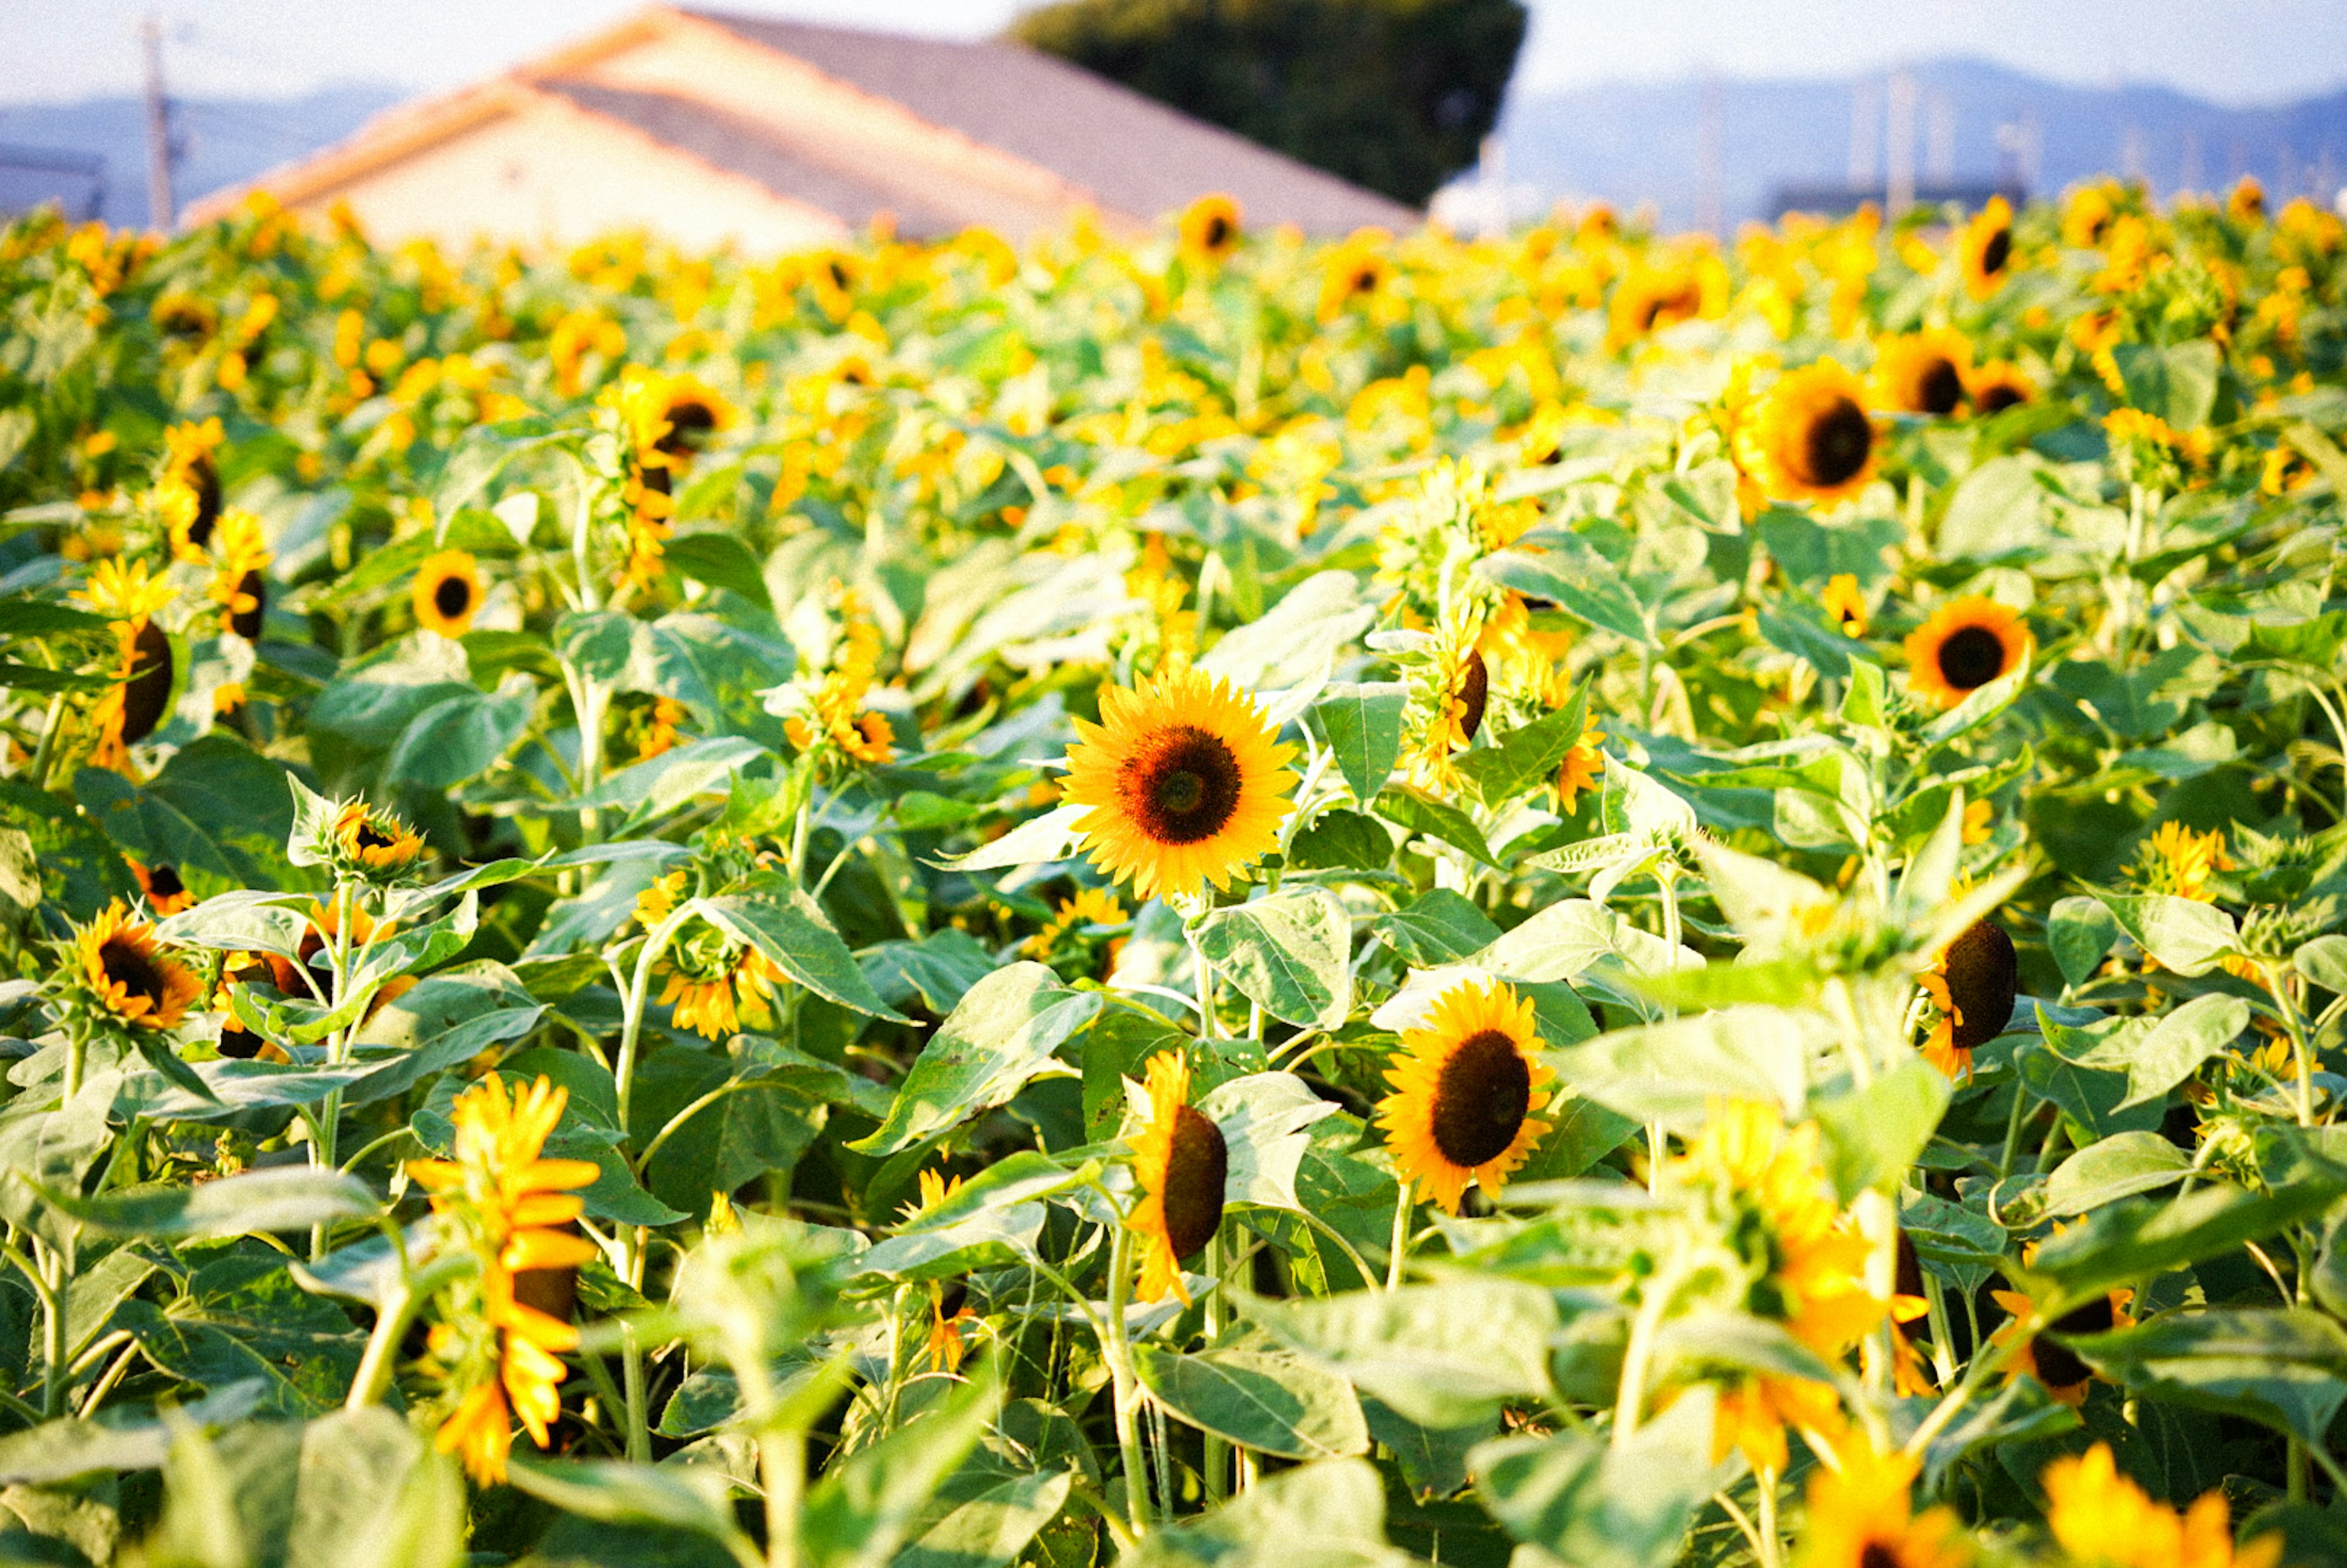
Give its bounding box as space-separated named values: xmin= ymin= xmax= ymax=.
xmin=538 ymin=79 xmax=964 ymax=239
xmin=685 ymin=9 xmax=1419 ymax=234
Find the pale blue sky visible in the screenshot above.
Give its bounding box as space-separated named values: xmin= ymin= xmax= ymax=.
xmin=10 ymin=0 xmax=2347 ymax=107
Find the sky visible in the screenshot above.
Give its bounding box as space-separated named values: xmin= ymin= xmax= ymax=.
xmin=8 ymin=0 xmax=2347 ymax=108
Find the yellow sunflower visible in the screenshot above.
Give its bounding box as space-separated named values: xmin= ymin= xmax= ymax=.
xmin=647 ymin=372 xmax=735 ymax=465
xmin=208 ymin=507 xmax=270 ymax=639
xmin=1061 ymin=665 xmax=1297 ymax=903
xmin=1377 ymin=978 xmax=1554 ymax=1215
xmin=658 ymin=924 xmax=786 ymax=1041
xmin=1958 ymin=195 xmax=2015 ymax=298
xmin=2227 ymin=176 xmax=2266 ymax=225
xmin=1318 ymin=233 xmax=1393 ymax=320
xmin=1966 ymin=360 xmax=2033 ymax=414
xmin=1872 ymin=328 xmax=1973 ymax=417
xmin=1794 ymin=1440 xmax=1972 ymax=1568
xmin=1554 ymin=725 xmax=1605 ymax=816
xmin=77 ymin=900 xmax=202 ymax=1031
xmin=130 ymin=857 xmax=196 ymax=917
xmin=1406 ymin=607 xmax=1493 ymax=792
xmin=1732 ymin=361 xmax=1877 ymax=505
xmin=2042 ymin=1443 xmax=2280 ymax=1568
xmin=413 ymin=550 xmax=482 ymax=637
xmin=1126 ymin=1051 xmax=1229 ymax=1305
xmin=1609 ymin=254 xmax=1724 ymax=345
xmin=1988 ymin=1234 xmax=2132 ymax=1409
xmin=331 ymin=799 xmax=425 ymax=876
xmin=1902 ymin=596 xmax=2030 ymax=709
xmin=1915 ymin=918 xmax=2016 ymax=1080
xmin=1822 ymin=574 xmax=1868 ymax=639
xmin=1178 ymin=193 xmax=1243 ymax=266
xmin=2135 ymin=821 xmax=2231 ymax=903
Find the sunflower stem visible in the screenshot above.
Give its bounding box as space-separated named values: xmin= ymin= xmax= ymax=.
xmin=1103 ymin=1222 xmax=1151 ymax=1534
xmin=1188 ymin=929 xmax=1217 ymax=1042
xmin=1754 ymin=1465 xmax=1782 ymax=1568
xmin=1386 ymin=1178 xmax=1410 ymax=1291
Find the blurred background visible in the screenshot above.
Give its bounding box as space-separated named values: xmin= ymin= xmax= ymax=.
xmin=4 ymin=0 xmax=2345 ymax=237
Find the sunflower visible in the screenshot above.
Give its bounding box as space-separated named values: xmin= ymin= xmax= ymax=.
xmin=1179 ymin=193 xmax=1243 ymax=266
xmin=1732 ymin=361 xmax=1877 ymax=505
xmin=646 ymin=372 xmax=735 ymax=464
xmin=130 ymin=857 xmax=196 ymax=917
xmin=1554 ymin=725 xmax=1605 ymax=816
xmin=1318 ymin=233 xmax=1392 ymax=320
xmin=2227 ymin=176 xmax=2266 ymax=225
xmin=208 ymin=508 xmax=270 ymax=639
xmin=1958 ymin=195 xmax=2015 ymax=298
xmin=1988 ymin=1269 xmax=2132 ymax=1408
xmin=1822 ymin=574 xmax=1868 ymax=639
xmin=1608 ymin=255 xmax=1722 ymax=345
xmin=79 ymin=555 xmax=182 ymax=769
xmin=1378 ymin=978 xmax=1553 ymax=1215
xmin=1061 ymin=665 xmax=1296 ymax=903
xmin=1794 ymin=1440 xmax=1972 ymax=1568
xmin=2134 ymin=821 xmax=2231 ymax=902
xmin=2062 ymin=183 xmax=2120 ymax=249
xmin=76 ymin=900 xmax=202 ymax=1032
xmin=1916 ymin=918 xmax=2015 ymax=1080
xmin=413 ymin=550 xmax=482 ymax=637
xmin=1126 ymin=1051 xmax=1228 ymax=1305
xmin=1902 ymin=596 xmax=2029 ymax=709
xmin=331 ymin=799 xmax=425 ymax=876
xmin=160 ymin=418 xmax=225 ymax=551
xmin=1405 ymin=607 xmax=1492 ymax=792
xmin=1965 ymin=360 xmax=2033 ymax=414
xmin=1873 ymin=328 xmax=1972 ymax=417
xmin=658 ymin=924 xmax=785 ymax=1041
xmin=2041 ymin=1443 xmax=2280 ymax=1568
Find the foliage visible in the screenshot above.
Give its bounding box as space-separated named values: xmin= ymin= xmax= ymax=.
xmin=0 ymin=173 xmax=2340 ymax=1567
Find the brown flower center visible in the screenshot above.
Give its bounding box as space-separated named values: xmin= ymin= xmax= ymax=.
xmin=121 ymin=620 xmax=174 ymax=746
xmin=1915 ymin=357 xmax=1964 ymax=416
xmin=2035 ymin=1292 xmax=2115 ymax=1388
xmin=188 ymin=457 xmax=221 ymax=546
xmin=1935 ymin=625 xmax=2008 ymax=691
xmin=1859 ymin=1544 xmax=1902 ymax=1568
xmin=98 ymin=934 xmax=168 ymax=1010
xmin=1431 ymin=1028 xmax=1531 ymax=1168
xmin=432 ymin=573 xmax=474 ymax=622
xmin=656 ymin=400 xmax=716 ymax=458
xmin=1943 ymin=920 xmax=2017 ymax=1052
xmin=1980 ymin=226 xmax=2011 ymax=277
xmin=1455 ymin=651 xmax=1490 ymax=743
xmin=1203 ymin=216 xmax=1231 ymax=250
xmin=231 ymin=570 xmax=266 ymax=639
xmin=1975 ymin=382 xmax=2025 ymax=414
xmin=146 ymin=863 xmax=185 ymax=898
xmin=1124 ymin=725 xmax=1244 ymax=845
xmin=1161 ymin=1104 xmax=1228 ymax=1260
xmin=1796 ymin=397 xmax=1873 ymax=488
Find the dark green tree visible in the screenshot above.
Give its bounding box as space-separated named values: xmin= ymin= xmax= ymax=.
xmin=1010 ymin=0 xmax=1527 ymax=208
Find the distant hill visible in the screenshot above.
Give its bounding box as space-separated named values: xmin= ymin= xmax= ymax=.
xmin=1487 ymin=57 xmax=2347 ymax=229
xmin=0 ymin=86 xmax=400 ymax=228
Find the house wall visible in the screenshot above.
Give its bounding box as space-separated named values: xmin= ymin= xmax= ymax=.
xmin=274 ymin=92 xmax=851 ymax=254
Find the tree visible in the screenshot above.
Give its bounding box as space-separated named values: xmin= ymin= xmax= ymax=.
xmin=1011 ymin=0 xmax=1527 ymax=208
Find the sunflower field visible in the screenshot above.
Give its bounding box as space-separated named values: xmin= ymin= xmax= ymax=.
xmin=0 ymin=175 xmax=2343 ymax=1568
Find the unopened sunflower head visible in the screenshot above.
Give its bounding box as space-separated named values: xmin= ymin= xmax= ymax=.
xmin=328 ymin=798 xmax=425 ymax=880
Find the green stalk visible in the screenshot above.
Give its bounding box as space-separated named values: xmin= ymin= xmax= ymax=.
xmin=760 ymin=1426 xmax=805 ymax=1568
xmin=1103 ymin=1223 xmax=1151 ymax=1534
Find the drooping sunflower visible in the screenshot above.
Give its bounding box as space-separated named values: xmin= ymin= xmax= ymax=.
xmin=1916 ymin=918 xmax=2016 ymax=1080
xmin=1794 ymin=1440 xmax=1972 ymax=1568
xmin=1378 ymin=978 xmax=1554 ymax=1215
xmin=76 ymin=900 xmax=202 ymax=1031
xmin=1988 ymin=1231 xmax=2132 ymax=1409
xmin=645 ymin=373 xmax=735 ymax=464
xmin=1965 ymin=359 xmax=2033 ymax=414
xmin=413 ymin=550 xmax=482 ymax=637
xmin=1872 ymin=328 xmax=1972 ymax=417
xmin=1060 ymin=665 xmax=1296 ymax=903
xmin=1902 ymin=596 xmax=2030 ymax=709
xmin=658 ymin=921 xmax=785 ymax=1041
xmin=1126 ymin=1051 xmax=1229 ymax=1305
xmin=331 ymin=799 xmax=425 ymax=877
xmin=207 ymin=508 xmax=271 ymax=639
xmin=1958 ymin=195 xmax=2015 ymax=298
xmin=130 ymin=857 xmax=196 ymax=917
xmin=1178 ymin=193 xmax=1243 ymax=266
xmin=1732 ymin=361 xmax=1877 ymax=505
xmin=160 ymin=417 xmax=226 ymax=551
xmin=1608 ymin=252 xmax=1725 ymax=345
xmin=1405 ymin=607 xmax=1493 ymax=792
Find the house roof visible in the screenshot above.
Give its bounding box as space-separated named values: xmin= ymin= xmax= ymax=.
xmin=684 ymin=10 xmax=1420 ymax=235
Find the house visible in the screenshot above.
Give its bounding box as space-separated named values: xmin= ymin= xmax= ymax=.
xmin=183 ymin=6 xmax=1417 ymax=250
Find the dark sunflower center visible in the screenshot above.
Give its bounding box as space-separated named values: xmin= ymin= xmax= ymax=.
xmin=1127 ymin=725 xmax=1244 ymax=845
xmin=1640 ymin=285 xmax=1700 ymax=332
xmin=1203 ymin=216 xmax=1231 ymax=249
xmin=1161 ymin=1104 xmax=1228 ymax=1261
xmin=1859 ymin=1544 xmax=1901 ymax=1568
xmin=1943 ymin=920 xmax=2018 ymax=1052
xmin=936 ymin=1280 xmax=969 ymax=1320
xmin=147 ymin=863 xmax=185 ymax=898
xmin=432 ymin=574 xmax=474 ymax=621
xmin=642 ymin=463 xmax=673 ymax=497
xmin=122 ymin=620 xmax=174 ymax=745
xmin=1455 ymin=651 xmax=1490 ymax=743
xmin=189 ymin=459 xmax=221 ymax=546
xmin=2036 ymin=1293 xmax=2115 ymax=1388
xmin=1980 ymin=227 xmax=2011 ymax=277
xmin=231 ymin=570 xmax=266 ymax=639
xmin=827 ymin=260 xmax=851 ymax=291
xmin=1916 ymin=357 xmax=1964 ymax=416
xmin=215 ymin=1016 xmax=262 ymax=1058
xmin=1431 ymin=1028 xmax=1532 ymax=1169
xmin=98 ymin=934 xmax=167 ymax=1008
xmin=658 ymin=400 xmax=715 ymax=457
xmin=1353 ymin=266 xmax=1379 ymax=295
xmin=357 ymin=820 xmax=399 ymax=852
xmin=1935 ymin=625 xmax=2008 ymax=691
xmin=1798 ymin=397 xmax=1873 ymax=487
xmin=1976 ymin=382 xmax=2024 ymax=414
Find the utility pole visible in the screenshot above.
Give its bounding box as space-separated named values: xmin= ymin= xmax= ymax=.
xmin=1885 ymin=69 xmax=1917 ymax=217
xmin=141 ymin=15 xmax=175 ymax=230
xmin=1695 ymin=73 xmax=1724 ymax=237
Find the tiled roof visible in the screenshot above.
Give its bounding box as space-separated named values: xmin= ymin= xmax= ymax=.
xmin=688 ymin=9 xmax=1420 ymax=235
xmin=540 ymin=79 xmax=964 ymax=238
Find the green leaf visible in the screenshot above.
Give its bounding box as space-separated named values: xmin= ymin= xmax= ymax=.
xmin=1479 ymin=538 xmax=1653 ymax=647
xmin=2028 ymin=1150 xmax=2347 ymax=1303
xmin=2044 ymin=1132 xmax=2194 ymax=1216
xmin=50 ymin=1168 xmax=377 ymax=1239
xmin=1814 ymin=1060 xmax=1951 ymax=1202
xmin=1307 ymin=683 xmax=1406 ymax=807
xmin=803 ymin=1372 xmax=999 ymax=1568
xmin=1121 ymin=1457 xmax=1409 ymax=1568
xmin=665 ymin=530 xmax=774 ymax=608
xmin=1196 ymin=1071 xmax=1342 ymax=1211
xmin=2018 ymin=1028 xmax=2162 ymax=1139
xmin=1553 ymin=1008 xmax=1813 ymax=1129
xmin=1194 ymin=887 xmax=1352 ymax=1028
xmin=1134 ymin=1345 xmax=1370 ymax=1459
xmin=506 ymin=1456 xmax=751 ymax=1556
xmin=1241 ymin=1278 xmax=1560 ymax=1427
xmin=1456 ymin=684 xmax=1592 ymax=807
xmin=2294 ymin=934 xmax=2347 ymax=995
xmin=1373 ymin=787 xmax=1497 ymax=868
xmin=286 ymin=1407 xmax=465 ymax=1568
xmin=848 ymin=963 xmax=1098 ymax=1156
xmin=927 ymin=802 xmax=1089 ymax=874
xmin=2049 ymin=896 xmax=2121 ymax=989
xmin=384 ymin=678 xmax=535 ymax=789
xmin=581 ymin=735 xmax=772 ymax=819
xmin=897 ymin=1470 xmax=1073 ymax=1568
xmin=2096 ymin=893 xmax=2238 ymax=977
xmin=1471 ymin=1396 xmax=1717 ymax=1568
xmin=2071 ymin=1308 xmax=2347 ymax=1447
xmin=700 ymin=885 xmax=910 ymax=1021
xmin=1372 ymin=890 xmax=1501 ymax=965
xmin=856 ymin=1150 xmax=1075 ymax=1280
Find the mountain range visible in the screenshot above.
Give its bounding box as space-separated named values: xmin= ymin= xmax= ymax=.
xmin=1 ymin=56 xmax=2343 ymax=233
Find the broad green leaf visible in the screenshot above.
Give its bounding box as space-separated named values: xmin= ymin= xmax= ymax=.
xmin=2295 ymin=934 xmax=2347 ymax=994
xmin=1307 ymin=682 xmax=1406 ymax=807
xmin=856 ymin=1150 xmax=1077 ymax=1280
xmin=803 ymin=1372 xmax=999 ymax=1568
xmin=1455 ymin=684 xmax=1592 ymax=807
xmin=505 ymin=1456 xmax=749 ymax=1551
xmin=2071 ymin=1308 xmax=2347 ymax=1447
xmin=1121 ymin=1457 xmax=1410 ymax=1568
xmin=700 ymin=885 xmax=910 ymax=1021
xmin=384 ymin=676 xmax=535 ymax=789
xmin=51 ymin=1167 xmax=377 ymax=1239
xmin=2096 ymin=893 xmax=2238 ymax=977
xmin=1554 ymin=1008 xmax=1814 ymax=1129
xmin=1242 ymin=1278 xmax=1560 ymax=1427
xmin=898 ymin=1470 xmax=1073 ymax=1568
xmin=848 ymin=963 xmax=1098 ymax=1156
xmin=1372 ymin=890 xmax=1501 ymax=965
xmin=2017 ymin=1029 xmax=2162 ymax=1139
xmin=1471 ymin=1395 xmax=1717 ymax=1568
xmin=581 ymin=735 xmax=771 ymax=816
xmin=1814 ymin=1060 xmax=1951 ymax=1202
xmin=1134 ymin=1345 xmax=1370 ymax=1459
xmin=927 ymin=801 xmax=1089 ymax=873
xmin=1194 ymin=887 xmax=1352 ymax=1028
xmin=1374 ymin=787 xmax=1497 ymax=868
xmin=2048 ymin=895 xmax=2121 ymax=988
xmin=1478 ymin=538 xmax=1653 ymax=647
xmin=288 ymin=1408 xmax=465 ymax=1568
xmin=1197 ymin=1071 xmax=1342 ymax=1211
xmin=2044 ymin=1132 xmax=2194 ymax=1216
xmin=2027 ymin=1152 xmax=2347 ymax=1303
